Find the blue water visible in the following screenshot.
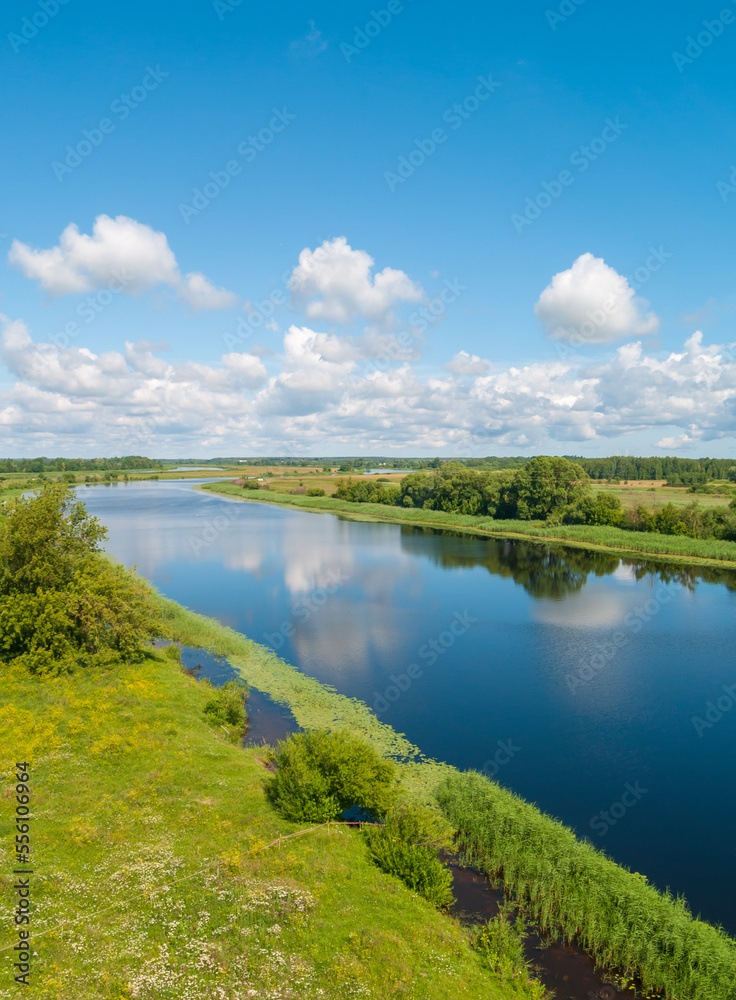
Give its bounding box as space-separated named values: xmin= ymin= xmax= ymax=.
xmin=80 ymin=479 xmax=736 ymax=933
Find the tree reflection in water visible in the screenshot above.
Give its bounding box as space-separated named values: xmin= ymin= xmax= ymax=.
xmin=398 ymin=525 xmax=736 ymax=598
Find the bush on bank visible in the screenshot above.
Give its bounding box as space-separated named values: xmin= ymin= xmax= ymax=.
xmin=363 ymin=804 xmax=455 ymax=910
xmin=267 ymin=729 xmax=398 ymax=823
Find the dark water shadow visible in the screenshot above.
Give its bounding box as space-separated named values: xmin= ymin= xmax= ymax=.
xmin=175 ymin=644 xmax=300 ymax=746
xmin=447 ymin=859 xmax=626 ymax=1000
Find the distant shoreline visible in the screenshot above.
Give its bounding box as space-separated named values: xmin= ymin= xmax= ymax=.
xmin=199 ymin=480 xmax=736 ymax=572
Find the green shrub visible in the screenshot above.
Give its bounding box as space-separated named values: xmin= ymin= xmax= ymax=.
xmin=203 ymin=680 xmax=248 ymax=742
xmin=305 ymin=488 xmax=326 ymax=497
xmin=0 ymin=483 xmax=106 ymax=594
xmin=242 ymin=479 xmax=261 ymax=490
xmin=365 ymin=829 xmax=454 ymax=909
xmin=364 ymin=806 xmax=455 ymax=909
xmin=473 ymin=905 xmax=548 ymax=998
xmin=267 ymin=730 xmax=397 ymax=823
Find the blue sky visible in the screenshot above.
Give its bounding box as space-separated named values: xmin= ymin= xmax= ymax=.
xmin=2 ymin=0 xmax=736 ymax=457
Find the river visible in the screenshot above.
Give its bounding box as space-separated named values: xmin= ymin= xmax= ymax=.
xmin=79 ymin=478 xmax=736 ymax=934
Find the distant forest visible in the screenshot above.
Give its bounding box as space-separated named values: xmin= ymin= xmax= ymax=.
xmin=1 ymin=454 xmax=733 ymax=483
xmin=237 ymin=455 xmax=735 ymax=483
xmin=564 ymin=456 xmax=735 ymax=483
xmin=0 ymin=456 xmax=163 ymax=473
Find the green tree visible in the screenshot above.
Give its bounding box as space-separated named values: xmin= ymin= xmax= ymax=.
xmin=0 ymin=484 xmax=164 ymax=674
xmin=498 ymin=456 xmax=590 ymax=520
xmin=0 ymin=483 xmax=107 ymax=594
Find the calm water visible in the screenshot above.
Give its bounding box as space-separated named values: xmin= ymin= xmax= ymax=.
xmin=81 ymin=479 xmax=736 ymax=932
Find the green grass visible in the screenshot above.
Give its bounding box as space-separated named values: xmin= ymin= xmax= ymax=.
xmin=200 ymin=481 xmax=736 ymax=569
xmin=437 ymin=771 xmax=736 ymax=1000
xmin=155 ymin=596 xmax=736 ymax=1000
xmin=0 ymin=649 xmax=508 ymax=1000
xmin=4 ymin=585 xmax=733 ymax=998
xmin=592 ymin=481 xmax=733 ymax=511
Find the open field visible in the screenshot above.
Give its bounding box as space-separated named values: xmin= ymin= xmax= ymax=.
xmin=202 ymin=481 xmax=736 ymax=570
xmin=591 ymin=480 xmax=733 ymax=510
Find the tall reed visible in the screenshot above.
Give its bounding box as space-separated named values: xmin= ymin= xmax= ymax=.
xmin=437 ymin=771 xmax=736 ymax=1000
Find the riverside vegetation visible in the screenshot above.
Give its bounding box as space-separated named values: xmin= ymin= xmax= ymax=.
xmin=204 ymin=465 xmax=736 ymax=569
xmin=2 ymin=485 xmax=735 ymax=998
xmin=0 ymin=485 xmax=526 ymax=999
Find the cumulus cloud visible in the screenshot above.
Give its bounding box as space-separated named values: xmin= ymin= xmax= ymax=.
xmin=9 ymin=215 xmax=238 ymax=311
xmin=444 ymin=351 xmax=491 ymax=376
xmin=288 ymin=237 xmax=423 ymax=326
xmin=535 ymin=253 xmax=659 ymax=343
xmin=2 ymin=315 xmax=736 ymax=454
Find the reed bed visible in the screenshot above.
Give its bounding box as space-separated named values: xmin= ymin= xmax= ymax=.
xmin=437 ymin=771 xmax=736 ymax=1000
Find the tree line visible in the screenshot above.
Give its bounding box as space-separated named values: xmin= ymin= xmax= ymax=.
xmin=565 ymin=455 xmax=735 ymax=482
xmin=0 ymin=456 xmax=162 ymax=473
xmin=333 ymin=457 xmax=736 ymax=541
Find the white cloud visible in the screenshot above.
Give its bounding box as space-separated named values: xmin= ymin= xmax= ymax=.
xmin=2 ymin=315 xmax=736 ymax=455
xmin=535 ymin=252 xmax=659 ymax=343
xmin=289 ymin=20 xmax=328 ymax=56
xmin=9 ymin=214 xmax=237 ymax=311
xmin=444 ymin=351 xmax=491 ymax=376
xmin=288 ymin=237 xmax=423 ymax=327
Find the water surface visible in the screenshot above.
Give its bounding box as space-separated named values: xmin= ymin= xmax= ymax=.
xmin=80 ymin=479 xmax=736 ymax=932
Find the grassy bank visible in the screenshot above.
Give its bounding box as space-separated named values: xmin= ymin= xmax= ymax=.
xmin=438 ymin=771 xmax=736 ymax=1000
xmin=200 ymin=481 xmax=736 ymax=570
xmin=158 ymin=595 xmax=453 ymax=805
xmin=0 ymin=648 xmax=506 ymax=1000
xmin=156 ymin=598 xmax=736 ymax=999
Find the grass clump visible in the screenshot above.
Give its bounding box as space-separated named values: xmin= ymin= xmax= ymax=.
xmin=202 ymin=678 xmax=248 ymax=743
xmin=473 ymin=905 xmax=549 ymax=999
xmin=437 ymin=770 xmax=736 ymax=1000
xmin=267 ymin=729 xmax=398 ymax=822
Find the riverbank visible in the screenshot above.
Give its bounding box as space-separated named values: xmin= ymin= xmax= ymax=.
xmin=0 ymin=643 xmax=508 ymax=1000
xmin=199 ymin=481 xmax=736 ymax=571
xmin=162 ymin=596 xmax=736 ymax=1000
